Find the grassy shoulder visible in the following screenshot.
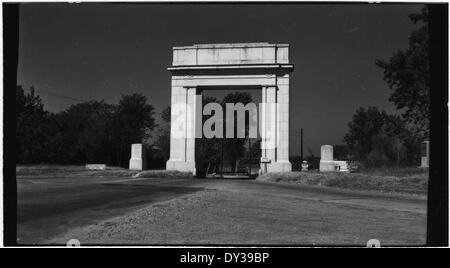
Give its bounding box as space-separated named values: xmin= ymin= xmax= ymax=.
xmin=257 ymin=167 xmax=428 ymax=196
xmin=134 ymin=170 xmax=194 ymax=179
xmin=16 ymin=165 xmax=194 ymax=179
xmin=16 ymin=165 xmax=139 ymax=177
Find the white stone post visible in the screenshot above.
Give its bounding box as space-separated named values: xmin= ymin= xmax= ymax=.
xmin=320 ymin=145 xmax=335 ymax=172
xmin=129 ymin=143 xmax=146 ymax=170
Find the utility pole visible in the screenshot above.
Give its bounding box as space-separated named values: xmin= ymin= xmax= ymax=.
xmin=248 ymin=139 xmax=252 ymax=176
xmin=300 ymin=128 xmax=304 ymax=161
xmin=221 ymin=138 xmax=224 ymax=175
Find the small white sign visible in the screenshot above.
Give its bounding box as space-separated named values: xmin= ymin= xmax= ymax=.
xmin=85 ymin=164 xmax=106 ymax=170
xmin=260 ymin=157 xmax=271 ymax=163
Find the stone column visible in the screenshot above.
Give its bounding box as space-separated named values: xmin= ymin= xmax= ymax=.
xmin=166 ymin=86 xmax=197 ymax=174
xmin=265 ymin=86 xmax=277 ymax=163
xmin=273 ymin=76 xmax=292 ymax=172
xmin=261 ymin=85 xmax=267 ymax=161
xmin=167 ymin=85 xmax=185 ymax=167
xmin=261 ymin=85 xmax=292 ymax=173
xmin=185 ymin=87 xmax=197 ymax=173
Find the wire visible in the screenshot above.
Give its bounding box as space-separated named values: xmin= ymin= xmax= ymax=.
xmin=23 ymin=88 xmax=86 ymax=102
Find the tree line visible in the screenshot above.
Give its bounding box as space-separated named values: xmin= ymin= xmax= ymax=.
xmin=340 ymin=7 xmax=429 ymax=167
xmin=196 ymin=92 xmax=260 ymax=176
xmin=16 ymin=86 xmax=157 ymax=167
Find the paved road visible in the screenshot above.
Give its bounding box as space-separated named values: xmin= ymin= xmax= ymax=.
xmin=17 ymin=176 xmax=427 ymax=245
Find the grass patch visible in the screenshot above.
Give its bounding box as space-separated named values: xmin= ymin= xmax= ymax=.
xmin=134 ymin=170 xmax=194 ymax=179
xmin=16 ymin=165 xmax=139 ymax=177
xmin=17 ymin=165 xmax=84 ymax=176
xmin=355 ymin=166 xmax=429 ymax=177
xmin=257 ymin=167 xmax=428 ymax=195
xmin=17 ymin=165 xmax=194 ymax=179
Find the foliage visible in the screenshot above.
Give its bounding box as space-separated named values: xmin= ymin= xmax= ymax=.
xmin=221 ymin=92 xmax=253 ymax=171
xmin=344 ymin=106 xmax=420 ymax=167
xmin=46 ymin=100 xmax=117 ymax=164
xmin=16 ymin=86 xmax=155 ymax=167
xmin=196 ymin=96 xmax=222 ymax=176
xmin=150 ymin=106 xmax=171 ymax=167
xmin=376 ymin=7 xmax=430 ymax=138
xmin=333 ymin=145 xmax=350 ymax=160
xmin=16 ymin=86 xmax=48 ymax=163
xmin=194 ymin=92 xmax=257 ymax=176
xmin=343 ymin=8 xmax=430 ymax=168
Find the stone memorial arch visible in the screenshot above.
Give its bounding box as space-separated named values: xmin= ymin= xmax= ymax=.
xmin=166 ymin=43 xmax=294 ymax=174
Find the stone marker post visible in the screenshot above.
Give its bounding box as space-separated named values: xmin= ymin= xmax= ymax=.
xmin=319 ymin=145 xmax=335 ymax=172
xmin=129 ymin=143 xmax=146 ymax=171
xmin=420 ymin=140 xmax=429 ymax=168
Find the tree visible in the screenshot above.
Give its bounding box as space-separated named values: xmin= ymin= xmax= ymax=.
xmin=344 ymin=107 xmax=388 ymax=161
xmin=151 ymin=106 xmax=171 ymax=166
xmin=376 ymin=7 xmax=430 ymax=138
xmin=305 ymin=149 xmax=320 ymax=170
xmin=45 ymin=100 xmax=118 ymax=164
xmin=161 ymin=105 xmax=171 ymax=123
xmin=15 ymin=87 xmax=157 ymax=167
xmin=344 ymin=106 xmax=420 ymax=166
xmin=334 ymin=145 xmax=350 ymax=160
xmin=16 ymin=86 xmax=48 ymax=163
xmin=114 ymin=93 xmax=155 ymax=167
xmin=222 ymin=92 xmax=254 ymax=172
xmin=196 ymin=96 xmax=222 ymax=176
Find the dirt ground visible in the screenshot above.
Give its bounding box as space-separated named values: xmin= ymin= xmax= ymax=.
xmin=17 ymin=166 xmax=427 ymax=246
xmin=49 ymin=187 xmax=426 ymax=246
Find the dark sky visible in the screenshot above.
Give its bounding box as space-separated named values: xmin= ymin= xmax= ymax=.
xmin=17 ymin=3 xmax=423 ymax=157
